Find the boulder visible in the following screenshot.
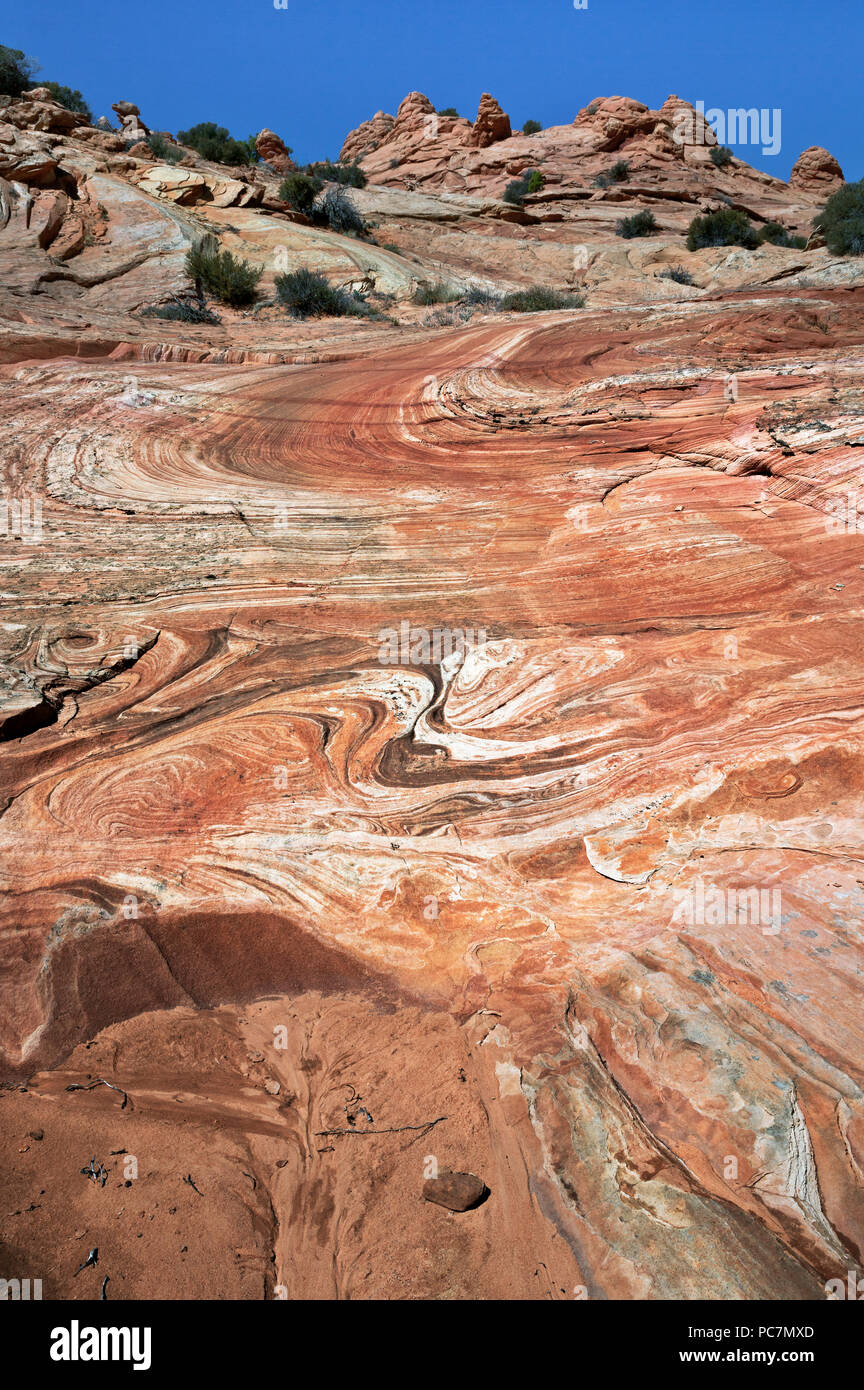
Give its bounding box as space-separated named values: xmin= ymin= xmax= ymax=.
xmin=422 ymin=1170 xmax=488 ymax=1211
xmin=790 ymin=146 xmax=844 ymax=193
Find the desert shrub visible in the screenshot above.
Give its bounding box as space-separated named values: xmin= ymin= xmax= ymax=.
xmin=186 ymin=237 xmax=262 ymax=306
xmin=0 ymin=45 xmax=37 ymax=97
xmin=389 ymin=157 xmax=400 ymax=168
xmin=616 ymin=209 xmax=658 ymax=238
xmin=274 ymin=267 xmax=371 ymax=318
xmin=758 ymin=221 xmax=807 ymax=249
xmin=140 ymin=300 xmax=221 ymax=324
xmin=522 ymin=119 xmax=542 ymax=135
xmin=176 ymin=121 xmax=255 ymax=166
xmin=147 ymin=132 xmax=183 ymax=164
xmin=593 ymin=173 xmax=610 ymax=189
xmin=585 ymin=102 xmax=599 ymax=116
xmin=463 ymin=285 xmax=501 ymax=307
xmin=659 ymin=265 xmax=695 ymax=285
xmin=503 ymin=169 xmax=544 ymax=205
xmin=710 ymin=145 xmax=734 ymax=168
xmin=813 ymin=179 xmax=864 ymax=256
xmin=382 ymin=242 xmax=399 ymax=253
xmin=437 ymin=107 xmax=459 ymax=117
xmin=686 ymin=207 xmax=759 ymax=250
xmin=412 ymin=281 xmax=461 ymax=305
xmin=422 ymin=305 xmax=475 ymax=327
xmin=305 ymin=160 xmax=366 ymax=188
xmin=278 ymin=171 xmax=323 ymax=213
xmin=609 ymin=159 xmax=630 ymax=182
xmin=41 ymin=82 xmax=91 ymax=120
xmin=499 ymin=286 xmax=584 ymax=312
xmin=316 ymin=185 xmax=366 ymax=235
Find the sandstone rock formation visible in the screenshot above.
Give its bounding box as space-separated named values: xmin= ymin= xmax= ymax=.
xmin=790 ymin=144 xmax=845 ymax=191
xmin=255 ymin=127 xmax=295 ymax=173
xmin=0 ymin=85 xmax=863 ymax=1305
xmin=467 ymin=92 xmax=511 ymax=148
xmin=112 ymin=99 xmax=149 ymax=144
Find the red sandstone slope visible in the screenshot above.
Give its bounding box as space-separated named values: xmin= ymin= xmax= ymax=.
xmin=0 ymin=80 xmax=863 ymax=1302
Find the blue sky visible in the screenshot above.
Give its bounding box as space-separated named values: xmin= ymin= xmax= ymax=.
xmin=4 ymin=0 xmax=858 ymax=179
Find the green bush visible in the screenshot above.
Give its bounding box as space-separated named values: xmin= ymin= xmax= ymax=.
xmin=437 ymin=107 xmax=459 ymax=118
xmin=0 ymin=45 xmax=37 ymax=97
xmin=186 ymin=237 xmax=262 ymax=306
xmin=147 ymin=133 xmax=183 ymax=164
xmin=503 ymin=169 xmax=544 ymax=205
xmin=176 ymin=121 xmax=256 ymax=166
xmin=609 ymin=159 xmax=630 ymax=182
xmin=278 ymin=171 xmax=323 ymax=213
xmin=686 ymin=207 xmax=759 ymax=250
xmin=42 ymin=81 xmax=91 ymax=120
xmin=616 ymin=210 xmax=658 ymax=238
xmin=759 ymin=221 xmax=807 ymax=249
xmin=522 ymin=119 xmax=542 ymax=135
xmin=275 ymin=267 xmax=371 ymax=318
xmin=499 ymin=287 xmax=584 ymax=312
xmin=305 ymin=160 xmax=366 ymax=188
xmin=141 ymin=300 xmax=221 ymax=324
xmin=412 ymin=281 xmax=461 ymax=305
xmin=710 ymin=145 xmax=734 ymax=168
xmin=813 ymin=179 xmax=864 ymax=256
xmin=659 ymin=265 xmax=695 ymax=285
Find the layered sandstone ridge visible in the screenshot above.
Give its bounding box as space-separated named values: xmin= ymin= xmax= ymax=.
xmin=0 ymin=80 xmax=862 ymax=1303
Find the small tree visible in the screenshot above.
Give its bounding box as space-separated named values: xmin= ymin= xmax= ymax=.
xmin=813 ymin=179 xmax=864 ymax=256
xmin=278 ymin=172 xmax=323 ymax=213
xmin=710 ymin=145 xmax=734 ymax=168
xmin=0 ymin=45 xmax=37 ymax=97
xmin=437 ymin=107 xmax=459 ymax=118
xmin=522 ymin=119 xmax=542 ymax=135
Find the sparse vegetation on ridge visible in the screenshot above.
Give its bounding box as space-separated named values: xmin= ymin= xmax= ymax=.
xmin=616 ymin=210 xmax=658 ymax=238
xmin=147 ymin=132 xmax=183 ymax=164
xmin=176 ymin=122 xmax=258 ymax=166
xmin=0 ymin=44 xmax=37 ymax=96
xmin=278 ymin=171 xmax=324 ymax=213
xmin=686 ymin=207 xmax=759 ymax=250
xmin=305 ymin=160 xmax=366 ymax=188
xmin=813 ymin=179 xmax=864 ymax=255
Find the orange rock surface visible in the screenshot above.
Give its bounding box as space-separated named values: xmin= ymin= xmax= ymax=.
xmin=0 ymin=86 xmax=863 ymax=1302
